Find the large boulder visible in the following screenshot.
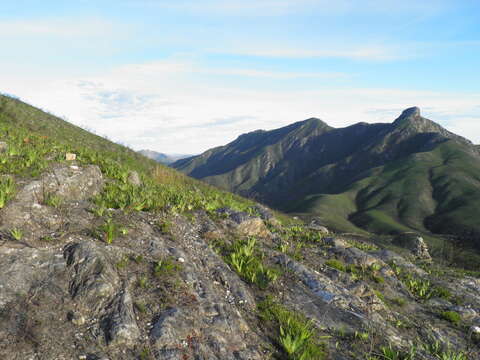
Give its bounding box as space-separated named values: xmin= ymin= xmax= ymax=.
xmin=0 ymin=165 xmax=103 ymax=240
xmin=217 ymin=207 xmax=270 ymax=237
xmin=308 ymin=218 xmax=330 ymax=235
xmin=394 ymin=233 xmax=432 ymax=261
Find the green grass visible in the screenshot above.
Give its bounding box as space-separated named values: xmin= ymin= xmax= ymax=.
xmin=325 ymin=259 xmax=347 ymax=272
xmin=440 ymin=311 xmax=461 ymax=326
xmin=226 ymin=237 xmax=280 ymax=289
xmin=0 ymin=94 xmax=256 ymax=219
xmin=43 ymin=193 xmax=63 ymax=208
xmin=421 ymin=339 xmax=467 ymax=360
xmin=99 ymin=219 xmax=118 ymax=244
xmin=0 ymin=176 xmax=15 ymax=208
xmin=137 ymin=276 xmax=149 ymax=289
xmin=389 ymin=262 xmax=452 ymax=301
xmin=153 ymin=257 xmax=182 ymax=276
xmin=9 ymin=228 xmax=23 ymax=240
xmin=345 ymin=238 xmax=379 ymax=251
xmin=258 ymin=297 xmax=326 ymax=360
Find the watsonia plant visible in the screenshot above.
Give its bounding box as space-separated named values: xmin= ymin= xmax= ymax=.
xmin=0 ymin=176 xmax=15 ymax=208
xmin=226 ymin=237 xmax=279 ymax=289
xmin=259 ymin=297 xmax=326 ymax=360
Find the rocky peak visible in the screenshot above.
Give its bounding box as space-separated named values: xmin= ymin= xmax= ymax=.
xmin=392 ymin=106 xmax=425 ymax=128
xmin=302 ymin=117 xmax=331 ymax=129
xmin=399 ymin=106 xmax=421 ymax=119
xmin=391 ymin=107 xmax=472 ymax=145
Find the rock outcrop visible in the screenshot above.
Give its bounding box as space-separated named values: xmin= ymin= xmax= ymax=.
xmin=0 ymin=159 xmax=478 ymax=360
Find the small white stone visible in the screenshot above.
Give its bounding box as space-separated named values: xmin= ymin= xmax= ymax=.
xmin=177 ymin=257 xmax=185 ymax=263
xmin=32 ymin=203 xmax=42 ymax=209
xmin=471 ymin=326 xmax=480 ymax=334
xmin=70 ymin=165 xmax=79 ymax=170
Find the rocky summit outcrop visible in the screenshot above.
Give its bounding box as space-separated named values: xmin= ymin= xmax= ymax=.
xmin=0 ymin=164 xmax=479 ymax=360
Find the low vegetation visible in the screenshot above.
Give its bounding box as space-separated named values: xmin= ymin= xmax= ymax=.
xmin=226 ymin=237 xmax=280 ymax=289
xmin=440 ymin=311 xmax=461 ymax=326
xmin=390 ymin=261 xmax=452 ymax=301
xmin=259 ymin=297 xmax=326 ymax=360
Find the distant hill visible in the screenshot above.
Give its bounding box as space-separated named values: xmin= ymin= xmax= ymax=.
xmin=138 ymin=149 xmax=192 ymax=164
xmin=173 ymin=107 xmax=480 ymax=250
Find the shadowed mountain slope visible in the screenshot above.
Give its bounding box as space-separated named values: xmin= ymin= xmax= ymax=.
xmin=173 ymin=108 xmax=480 ymax=248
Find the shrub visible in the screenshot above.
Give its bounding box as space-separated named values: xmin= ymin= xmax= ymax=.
xmin=325 ymin=259 xmax=346 ymax=272
xmin=100 ymin=218 xmax=118 ymax=244
xmin=440 ymin=311 xmax=461 ymax=326
xmin=258 ymin=297 xmax=326 ymax=360
xmin=154 ymin=257 xmax=182 ymax=276
xmin=372 ymin=274 xmax=385 ymax=284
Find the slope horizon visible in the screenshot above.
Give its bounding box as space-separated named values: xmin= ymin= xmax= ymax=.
xmin=171 ymin=106 xmax=477 ymax=157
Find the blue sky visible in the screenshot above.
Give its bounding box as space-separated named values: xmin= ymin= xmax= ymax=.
xmin=1 ymin=0 xmax=479 ymax=153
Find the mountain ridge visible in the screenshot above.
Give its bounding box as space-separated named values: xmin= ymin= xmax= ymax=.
xmin=173 ymin=107 xmax=480 ymax=255
xmin=138 ymin=149 xmax=192 ymax=164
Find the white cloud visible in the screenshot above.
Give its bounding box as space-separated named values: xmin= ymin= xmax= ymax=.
xmin=0 ymin=18 xmax=119 ymax=38
xmin=2 ymin=59 xmax=479 ymax=154
xmin=220 ymin=45 xmax=403 ymax=61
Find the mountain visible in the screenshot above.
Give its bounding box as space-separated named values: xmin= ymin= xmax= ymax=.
xmin=0 ymin=95 xmax=479 ymax=358
xmin=173 ymin=107 xmax=480 ymax=251
xmin=138 ymin=149 xmax=192 ymax=164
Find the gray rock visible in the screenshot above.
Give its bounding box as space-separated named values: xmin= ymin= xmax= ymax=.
xmin=373 ymin=249 xmax=428 ymax=276
xmin=0 ymin=165 xmax=103 ymax=239
xmin=216 ymin=207 xmax=269 ymax=237
xmin=127 ymin=171 xmax=141 ymax=186
xmin=252 ymin=204 xmax=274 ymax=220
xmin=106 ymin=291 xmax=140 ymax=346
xmin=324 ymin=237 xmax=348 ymax=248
xmin=65 ymin=153 xmax=77 ymax=161
xmin=394 ymin=233 xmax=432 ymax=261
xmin=448 ymin=306 xmax=478 ymax=321
xmin=309 ymin=218 xmax=330 ymax=234
xmin=0 ymin=141 xmax=7 ymax=153
xmin=64 ymin=242 xmax=119 ymax=310
xmin=69 ymin=311 xmax=86 ymax=326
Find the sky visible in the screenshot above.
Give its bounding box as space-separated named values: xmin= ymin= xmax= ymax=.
xmin=1 ymin=0 xmax=479 ymax=154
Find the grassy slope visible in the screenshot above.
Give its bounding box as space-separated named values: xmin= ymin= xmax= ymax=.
xmin=0 ymin=95 xmax=255 ymax=214
xmin=292 ymin=140 xmax=480 ymax=254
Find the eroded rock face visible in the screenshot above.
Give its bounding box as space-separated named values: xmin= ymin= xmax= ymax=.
xmin=106 ymin=291 xmax=141 ymax=347
xmin=64 ymin=241 xmax=120 ymax=311
xmin=0 ymin=164 xmax=103 ymax=240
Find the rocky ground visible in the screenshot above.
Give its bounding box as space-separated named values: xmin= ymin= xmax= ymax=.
xmin=0 ymin=163 xmax=479 ymax=360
